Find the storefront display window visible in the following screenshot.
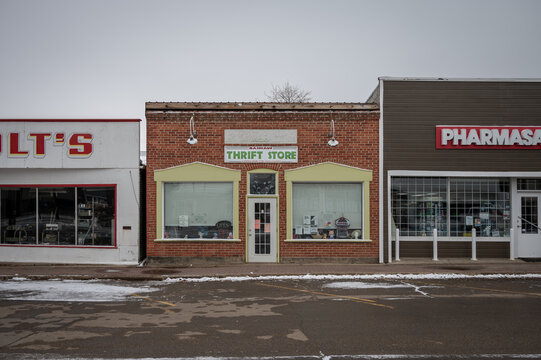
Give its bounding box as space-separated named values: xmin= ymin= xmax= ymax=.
xmin=292 ymin=183 xmax=363 ymax=239
xmin=77 ymin=187 xmax=116 ymax=246
xmin=391 ymin=177 xmax=511 ymax=238
xmin=0 ymin=186 xmax=115 ymax=246
xmin=38 ymin=188 xmax=76 ymax=245
xmin=391 ymin=177 xmax=447 ymax=236
xmin=0 ymin=188 xmax=37 ymax=244
xmin=163 ymin=182 xmax=234 ymax=239
xmin=450 ymin=179 xmax=510 ymax=237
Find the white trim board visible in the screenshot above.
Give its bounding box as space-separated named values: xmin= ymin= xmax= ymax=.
xmin=388 ymin=171 xmax=541 ymax=177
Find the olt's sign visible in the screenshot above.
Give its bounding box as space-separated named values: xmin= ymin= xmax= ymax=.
xmin=0 ymin=132 xmax=92 ymax=158
xmin=225 ymin=146 xmax=298 ymax=163
xmin=0 ymin=120 xmax=140 ymax=169
xmin=436 ymin=126 xmax=541 ymax=149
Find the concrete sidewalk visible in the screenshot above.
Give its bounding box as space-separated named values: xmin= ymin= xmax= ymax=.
xmin=0 ymin=258 xmax=540 ymax=281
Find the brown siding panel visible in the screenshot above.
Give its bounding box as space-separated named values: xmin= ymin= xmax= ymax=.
xmin=382 ymin=80 xmax=541 ymax=260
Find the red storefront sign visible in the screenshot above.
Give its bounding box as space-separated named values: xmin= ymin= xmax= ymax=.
xmin=436 ymin=126 xmax=541 ymax=149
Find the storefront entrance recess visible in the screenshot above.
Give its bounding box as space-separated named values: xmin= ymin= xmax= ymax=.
xmin=517 ymin=193 xmax=541 ymax=258
xmin=247 ymin=198 xmax=277 ymax=262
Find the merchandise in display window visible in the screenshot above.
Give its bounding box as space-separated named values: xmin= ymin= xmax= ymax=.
xmin=391 ymin=177 xmax=511 ymax=238
xmin=292 ymin=183 xmax=363 ymax=239
xmin=0 ymin=186 xmax=116 ymax=246
xmin=163 ymin=182 xmax=234 ymax=239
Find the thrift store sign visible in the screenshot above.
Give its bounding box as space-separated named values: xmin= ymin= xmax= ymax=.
xmin=224 ymin=146 xmax=298 ymax=163
xmin=436 ymin=126 xmax=541 ymax=149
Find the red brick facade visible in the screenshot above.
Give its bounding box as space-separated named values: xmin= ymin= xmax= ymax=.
xmin=146 ymin=104 xmax=380 ymax=263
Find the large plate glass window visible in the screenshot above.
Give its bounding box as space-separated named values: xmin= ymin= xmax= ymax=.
xmin=391 ymin=177 xmax=447 ymax=236
xmin=163 ymin=182 xmax=233 ymax=239
xmin=0 ymin=188 xmax=37 ymax=244
xmin=0 ymin=186 xmax=115 ymax=246
xmin=450 ymin=178 xmax=510 ymax=237
xmin=292 ymin=183 xmax=363 ymax=239
xmin=77 ymin=187 xmax=116 ymax=246
xmin=391 ymin=177 xmax=510 ymax=238
xmin=38 ymin=188 xmax=76 ymax=245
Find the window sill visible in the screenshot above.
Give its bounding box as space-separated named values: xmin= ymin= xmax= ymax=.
xmin=155 ymin=238 xmax=241 ymax=243
xmin=285 ymin=239 xmax=372 ymax=243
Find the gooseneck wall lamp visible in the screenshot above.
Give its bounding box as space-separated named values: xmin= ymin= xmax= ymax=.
xmin=187 ymin=113 xmax=198 ymax=145
xmin=328 ymin=117 xmax=339 ymax=147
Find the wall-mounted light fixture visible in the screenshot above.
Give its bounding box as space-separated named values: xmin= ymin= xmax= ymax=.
xmin=328 ymin=117 xmax=339 ymax=147
xmin=187 ymin=113 xmax=198 ymax=145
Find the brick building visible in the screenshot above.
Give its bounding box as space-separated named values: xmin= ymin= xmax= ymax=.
xmin=145 ymin=102 xmax=380 ymax=263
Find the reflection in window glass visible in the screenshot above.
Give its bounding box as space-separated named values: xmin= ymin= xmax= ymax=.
xmin=292 ymin=183 xmax=363 ymax=239
xmin=1 ymin=186 xmax=115 ymax=246
xmin=391 ymin=177 xmax=511 ymax=238
xmin=77 ymin=188 xmax=116 ymax=246
xmin=450 ymin=179 xmax=510 ymax=237
xmin=250 ymin=173 xmax=276 ymax=195
xmin=391 ymin=177 xmax=447 ymax=236
xmin=164 ymin=182 xmax=233 ymax=239
xmin=38 ymin=188 xmax=76 ymax=245
xmin=1 ymin=188 xmax=37 ymax=244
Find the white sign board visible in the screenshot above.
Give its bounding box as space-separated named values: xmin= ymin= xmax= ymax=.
xmin=224 ymin=146 xmax=298 ymax=163
xmin=0 ymin=120 xmax=140 ymax=169
xmin=224 ymin=129 xmax=297 ymax=144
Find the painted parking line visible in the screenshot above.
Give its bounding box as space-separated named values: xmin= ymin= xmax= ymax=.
xmin=256 ymin=282 xmax=394 ymax=310
xmin=131 ymin=293 xmax=176 ymax=312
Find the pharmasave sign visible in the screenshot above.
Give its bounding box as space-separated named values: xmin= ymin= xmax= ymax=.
xmin=224 ymin=146 xmax=298 ymax=163
xmin=436 ymin=126 xmax=541 ymax=149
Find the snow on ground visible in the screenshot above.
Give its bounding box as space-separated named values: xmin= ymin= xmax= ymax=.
xmin=0 ymin=279 xmax=158 ymax=302
xmin=323 ymin=282 xmax=411 ymax=289
xmin=163 ymin=273 xmax=541 ymax=283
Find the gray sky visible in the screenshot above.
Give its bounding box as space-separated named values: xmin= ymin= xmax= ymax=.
xmin=1 ymin=0 xmax=540 ymax=149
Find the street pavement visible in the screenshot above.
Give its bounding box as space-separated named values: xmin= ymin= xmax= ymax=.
xmin=0 ymin=258 xmax=540 ymax=281
xmin=0 ymin=273 xmax=540 ymax=359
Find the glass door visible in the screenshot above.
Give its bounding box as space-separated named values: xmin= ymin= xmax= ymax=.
xmin=247 ymin=198 xmax=277 ymax=262
xmin=517 ymin=194 xmax=541 ymax=257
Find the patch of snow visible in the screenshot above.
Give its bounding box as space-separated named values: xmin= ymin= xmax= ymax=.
xmin=163 ymin=273 xmax=541 ymax=283
xmin=323 ymin=282 xmax=409 ymax=289
xmin=9 ymin=277 xmax=29 ymax=281
xmin=0 ymin=280 xmax=158 ymax=302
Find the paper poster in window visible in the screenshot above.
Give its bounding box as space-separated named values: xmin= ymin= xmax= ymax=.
xmin=480 ymin=212 xmax=489 ymax=220
xmin=466 ymin=216 xmax=473 ymax=226
xmin=303 ymin=215 xmax=311 ymax=225
xmin=295 ymin=226 xmax=303 ymax=235
xmin=310 ymin=227 xmax=318 ymax=234
xmin=178 ymin=215 xmax=189 ymax=227
xmin=310 ymin=216 xmax=318 ymax=227
xmin=303 ymin=226 xmax=311 ymax=235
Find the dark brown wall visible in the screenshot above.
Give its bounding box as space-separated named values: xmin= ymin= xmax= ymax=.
xmin=383 ymin=80 xmax=541 ymax=171
xmin=382 ymin=80 xmax=541 ymax=260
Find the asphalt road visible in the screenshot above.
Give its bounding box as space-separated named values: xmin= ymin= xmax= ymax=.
xmin=0 ymin=276 xmax=540 ymax=359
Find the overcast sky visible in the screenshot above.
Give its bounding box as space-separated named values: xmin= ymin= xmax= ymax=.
xmin=1 ymin=0 xmax=540 ymax=149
